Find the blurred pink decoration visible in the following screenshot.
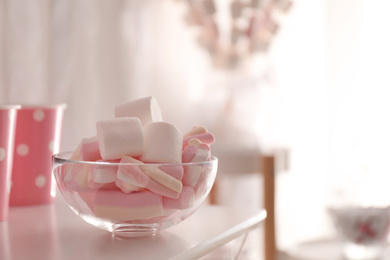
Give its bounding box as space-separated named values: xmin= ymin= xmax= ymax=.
xmin=9 ymin=104 xmax=66 ymax=206
xmin=0 ymin=105 xmax=20 ymax=221
xmin=182 ymin=0 xmax=293 ymax=69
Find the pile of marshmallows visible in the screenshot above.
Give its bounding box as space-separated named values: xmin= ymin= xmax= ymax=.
xmin=62 ymin=96 xmax=215 ymax=221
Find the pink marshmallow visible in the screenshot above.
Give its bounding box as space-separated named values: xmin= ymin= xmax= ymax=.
xmin=183 ymin=132 xmax=215 ymax=148
xmin=182 ymin=138 xmax=211 ymax=163
xmin=80 ymin=136 xmax=102 ymax=161
xmin=96 ymin=117 xmax=144 ymax=160
xmin=114 ymin=96 xmax=163 ymax=126
xmin=142 ymin=177 xmax=181 ymax=199
xmin=94 ymin=190 xmax=164 ymax=221
xmin=140 ymin=122 xmax=183 ymax=163
xmin=158 ymin=165 xmax=184 ymax=181
xmin=115 ymin=179 xmax=144 ymax=193
xmin=61 ymin=144 xmax=82 ymax=182
xmin=194 ymin=168 xmax=210 ymax=199
xmin=70 ymin=143 xmax=82 ymax=160
xmin=62 ymin=144 xmax=92 ymax=191
xmin=116 ymin=156 xmax=148 ymax=187
xmin=140 ymin=165 xmax=183 ymax=194
xmin=183 ymin=126 xmax=208 ymax=138
xmin=163 ymin=186 xmax=195 ymax=210
xmin=182 ymin=138 xmax=211 ymax=187
xmin=63 ymin=163 xmax=91 ymax=191
xmin=117 ymin=156 xmax=182 ymax=198
xmin=76 ymin=190 xmax=96 ymax=214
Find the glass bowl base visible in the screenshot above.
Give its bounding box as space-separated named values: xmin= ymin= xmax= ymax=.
xmin=112 ymin=224 xmax=159 ymax=238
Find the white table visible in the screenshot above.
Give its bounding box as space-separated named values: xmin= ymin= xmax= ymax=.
xmin=0 ymin=195 xmax=266 ymax=260
xmin=286 ymin=238 xmax=390 ymax=260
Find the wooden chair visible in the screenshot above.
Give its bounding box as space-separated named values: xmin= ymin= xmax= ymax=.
xmin=208 ymin=152 xmax=280 ymax=260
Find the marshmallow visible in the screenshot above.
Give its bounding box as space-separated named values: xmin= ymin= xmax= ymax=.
xmin=61 ymin=143 xmax=81 ymax=182
xmin=158 ymin=165 xmax=184 ymax=181
xmin=182 ymin=139 xmax=211 ymax=187
xmin=140 ymin=177 xmax=181 ymax=199
xmin=117 ymin=156 xmax=182 ymax=198
xmin=96 ymin=117 xmax=144 ymax=160
xmin=140 ymin=165 xmax=183 ymax=194
xmin=63 ymin=144 xmax=92 ymax=190
xmin=116 ymin=156 xmax=148 ymax=187
xmin=70 ymin=143 xmax=82 ymax=160
xmin=94 ymin=190 xmax=164 ymax=221
xmin=183 ymin=126 xmax=207 ymax=138
xmin=89 ymin=159 xmax=119 ymax=187
xmin=183 ymin=132 xmax=215 ymax=148
xmin=163 ymin=186 xmax=195 ymax=210
xmin=114 ymin=96 xmax=163 ymax=126
xmin=115 ymin=178 xmax=143 ymax=193
xmin=140 ymin=122 xmax=183 ymax=163
xmin=182 ymin=138 xmax=211 ymax=163
xmin=194 ymin=170 xmax=209 ymax=199
xmin=76 ymin=190 xmax=96 ymax=214
xmin=63 ymin=163 xmax=91 ymax=191
xmin=80 ymin=136 xmax=102 ymax=161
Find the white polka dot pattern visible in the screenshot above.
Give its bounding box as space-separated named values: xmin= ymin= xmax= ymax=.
xmin=9 ymin=105 xmax=65 ymax=206
xmin=0 ymin=147 xmax=5 ymax=161
xmin=17 ymin=144 xmax=29 ymax=156
xmin=35 ymin=175 xmax=46 ymax=188
xmin=33 ymin=109 xmax=45 ymax=122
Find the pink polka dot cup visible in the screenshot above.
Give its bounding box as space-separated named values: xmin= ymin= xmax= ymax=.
xmin=9 ymin=104 xmax=66 ymax=206
xmin=0 ymin=105 xmax=20 ymax=221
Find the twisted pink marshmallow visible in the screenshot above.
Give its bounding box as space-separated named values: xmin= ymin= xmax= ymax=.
xmin=183 ymin=132 xmax=215 ymax=148
xmin=115 ymin=178 xmax=144 ymax=193
xmin=96 ymin=117 xmax=144 ymax=160
xmin=94 ymin=190 xmax=163 ymax=221
xmin=114 ymin=96 xmax=163 ymax=126
xmin=163 ymin=186 xmax=195 ymax=210
xmin=63 ymin=143 xmax=89 ymax=190
xmin=182 ymin=138 xmax=211 ymax=188
xmin=140 ymin=122 xmax=183 ymax=163
xmin=63 ymin=163 xmax=90 ymax=191
xmin=183 ymin=126 xmax=207 ymax=138
xmin=117 ymin=156 xmax=182 ymax=198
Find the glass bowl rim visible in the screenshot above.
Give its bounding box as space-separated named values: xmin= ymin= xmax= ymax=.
xmin=53 ymin=151 xmax=218 ymax=167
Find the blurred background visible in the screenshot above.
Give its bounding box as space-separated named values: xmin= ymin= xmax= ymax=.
xmin=1 ymin=0 xmax=390 ymax=257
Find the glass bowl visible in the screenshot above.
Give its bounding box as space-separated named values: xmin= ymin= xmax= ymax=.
xmin=53 ymin=152 xmax=218 ymax=238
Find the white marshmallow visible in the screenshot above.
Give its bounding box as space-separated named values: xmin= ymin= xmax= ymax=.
xmin=90 ymin=160 xmax=118 ymax=184
xmin=96 ymin=117 xmax=144 ymax=160
xmin=140 ymin=122 xmax=183 ymax=163
xmin=114 ymin=96 xmax=163 ymax=126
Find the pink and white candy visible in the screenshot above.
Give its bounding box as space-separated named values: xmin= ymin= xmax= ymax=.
xmin=140 ymin=121 xmax=183 ymax=164
xmin=96 ymin=117 xmax=144 ymax=160
xmin=117 ymin=156 xmax=183 ymax=199
xmin=94 ymin=190 xmax=164 ymax=221
xmin=182 ymin=138 xmax=211 ymax=188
